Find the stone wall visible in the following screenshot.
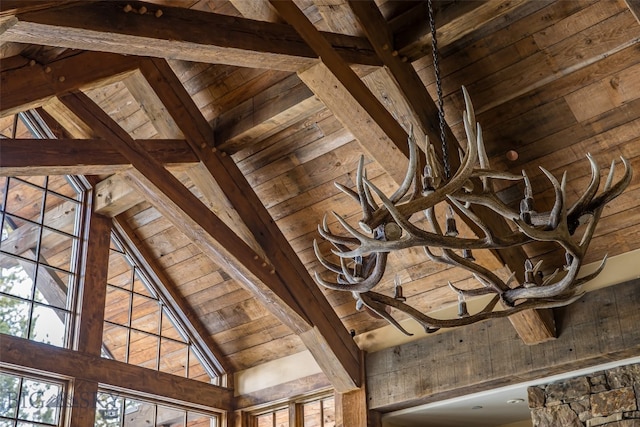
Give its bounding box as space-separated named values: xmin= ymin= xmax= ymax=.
xmin=528 ymin=363 xmax=640 ymax=426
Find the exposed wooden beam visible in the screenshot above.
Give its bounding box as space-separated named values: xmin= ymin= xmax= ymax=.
xmin=275 ymin=0 xmax=554 ymax=344
xmin=56 ymin=90 xmax=360 ymax=391
xmin=366 ymin=280 xmax=640 ymax=411
xmin=57 ymin=91 xmax=302 ymax=321
xmin=390 ymin=0 xmax=550 ymax=62
xmin=138 ymin=58 xmax=362 ymax=392
xmin=0 ymin=1 xmax=70 ymax=16
xmin=269 ymin=0 xmax=409 ymax=184
xmin=214 ymin=74 xmax=324 ymax=153
xmin=93 ymin=174 xmax=143 ymax=218
xmin=69 ymin=212 xmax=111 ymax=427
xmin=625 ymin=0 xmax=640 ymax=24
xmin=347 ymin=0 xmax=457 ymax=164
xmin=214 ymin=0 xmax=498 ymax=155
xmin=0 ymin=51 xmax=139 ymax=117
xmin=121 ymin=71 xmax=267 ymax=260
xmin=347 ymin=1 xmax=555 ymax=345
xmin=0 ymin=1 xmax=380 ymax=72
xmin=75 ymin=212 xmax=111 ymax=355
xmin=0 ymin=334 xmax=232 ymax=410
xmin=0 ymin=138 xmax=198 ymax=175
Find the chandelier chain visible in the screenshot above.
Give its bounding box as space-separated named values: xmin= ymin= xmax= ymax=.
xmin=427 ymin=0 xmax=450 ymax=180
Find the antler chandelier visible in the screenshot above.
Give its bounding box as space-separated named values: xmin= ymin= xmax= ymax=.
xmin=313 ymin=86 xmax=632 ymax=335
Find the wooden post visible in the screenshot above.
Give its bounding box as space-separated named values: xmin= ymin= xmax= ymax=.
xmin=71 ymin=210 xmax=111 ymax=427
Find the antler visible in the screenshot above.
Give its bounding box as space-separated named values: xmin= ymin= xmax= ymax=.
xmin=313 ymin=86 xmax=632 ymax=335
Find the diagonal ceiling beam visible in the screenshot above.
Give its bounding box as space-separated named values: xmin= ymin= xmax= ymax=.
xmin=0 ymin=0 xmax=380 ymax=72
xmin=346 ymin=0 xmax=555 ymax=344
xmin=269 ymin=0 xmax=410 ymax=184
xmin=0 ymin=51 xmax=139 ymax=117
xmin=272 ymin=0 xmax=555 ymax=344
xmin=137 ymin=57 xmax=362 ymax=392
xmin=57 ymin=89 xmax=360 ymax=392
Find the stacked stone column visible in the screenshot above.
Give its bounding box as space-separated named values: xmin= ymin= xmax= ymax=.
xmin=528 ymin=363 xmax=640 ymax=426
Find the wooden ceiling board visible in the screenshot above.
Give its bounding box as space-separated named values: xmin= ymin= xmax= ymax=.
xmin=2 ymin=0 xmax=640 ymax=385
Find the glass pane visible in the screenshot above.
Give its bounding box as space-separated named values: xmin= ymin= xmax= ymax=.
xmin=0 ymin=373 xmax=20 ymax=418
xmin=104 ymin=286 xmax=131 ymax=326
xmin=30 ymin=304 xmax=67 ymax=347
xmin=0 ymin=261 xmax=35 ymax=299
xmin=322 ymin=398 xmax=335 ymax=427
xmin=0 ymin=294 xmax=30 ymax=337
xmin=132 ymin=271 xmax=152 ymax=298
xmin=42 ymin=193 xmax=77 ymax=235
xmin=0 ymin=418 xmax=15 ymax=427
xmin=47 ymin=177 xmax=78 ymax=200
xmin=0 ymin=216 xmax=38 ymax=261
xmin=108 ymin=252 xmax=133 ymax=290
xmin=257 ymin=414 xmax=272 ymax=427
xmin=128 ymin=330 xmax=159 ymax=369
xmin=187 ymin=412 xmax=215 ymax=427
xmin=18 ymin=379 xmax=62 ymax=424
xmin=102 ymin=323 xmax=129 ymax=362
xmin=161 ymin=309 xmax=186 ymax=342
xmin=34 ymin=267 xmax=69 ymax=309
xmin=274 ymin=409 xmax=288 ymax=427
xmin=4 ymin=179 xmax=44 ymax=223
xmin=123 ymin=399 xmax=154 ymax=427
xmin=157 ymin=405 xmax=184 ymax=427
xmin=303 ymin=401 xmax=321 ymax=427
xmin=96 ymin=392 xmax=124 ymax=427
xmin=159 ymin=338 xmax=188 ymax=377
xmin=13 ymin=176 xmax=45 ymax=188
xmin=188 ymin=348 xmax=211 ymax=383
xmin=39 ymin=229 xmax=76 ymax=273
xmin=130 ymin=295 xmax=159 ymax=334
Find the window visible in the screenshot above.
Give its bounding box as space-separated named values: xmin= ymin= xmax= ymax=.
xmin=0 ymin=175 xmax=84 ymax=348
xmin=102 ymin=231 xmax=221 ymax=384
xmin=0 ymin=370 xmax=66 ymax=427
xmin=256 ymin=408 xmax=289 ymax=427
xmin=302 ymin=397 xmax=334 ymax=427
xmin=253 ymin=395 xmax=335 ymax=427
xmin=95 ymin=391 xmax=218 ymax=427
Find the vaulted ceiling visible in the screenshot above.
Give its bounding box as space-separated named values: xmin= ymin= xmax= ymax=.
xmin=2 ymin=0 xmax=640 ymax=398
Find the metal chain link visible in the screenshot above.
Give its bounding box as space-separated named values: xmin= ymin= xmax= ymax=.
xmin=427 ymin=0 xmax=450 ymax=180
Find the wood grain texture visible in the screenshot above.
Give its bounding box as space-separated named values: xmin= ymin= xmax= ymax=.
xmin=366 ymin=279 xmax=640 ymax=411
xmin=75 ymin=212 xmax=111 ymax=355
xmin=0 ymin=138 xmax=198 ymax=175
xmin=0 ymin=334 xmax=232 ymax=410
xmin=1 ymin=1 xmax=380 ymax=71
xmin=0 ymin=51 xmax=138 ymax=117
xmin=138 ymin=58 xmax=362 ymax=392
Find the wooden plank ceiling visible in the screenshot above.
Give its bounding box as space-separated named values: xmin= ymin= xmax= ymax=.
xmin=2 ymin=0 xmax=640 ymax=392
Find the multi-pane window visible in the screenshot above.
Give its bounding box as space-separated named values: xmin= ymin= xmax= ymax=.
xmin=102 ymin=232 xmax=220 ymax=384
xmin=254 ymin=396 xmax=335 ymax=427
xmin=0 ymin=370 xmax=66 ymax=427
xmin=256 ymin=407 xmax=289 ymax=427
xmin=0 ymin=175 xmax=84 ymax=348
xmin=95 ymin=391 xmax=218 ymax=427
xmin=302 ymin=397 xmax=334 ymax=427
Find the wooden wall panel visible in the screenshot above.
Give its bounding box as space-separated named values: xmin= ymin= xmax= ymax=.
xmin=366 ymin=279 xmax=640 ymax=411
